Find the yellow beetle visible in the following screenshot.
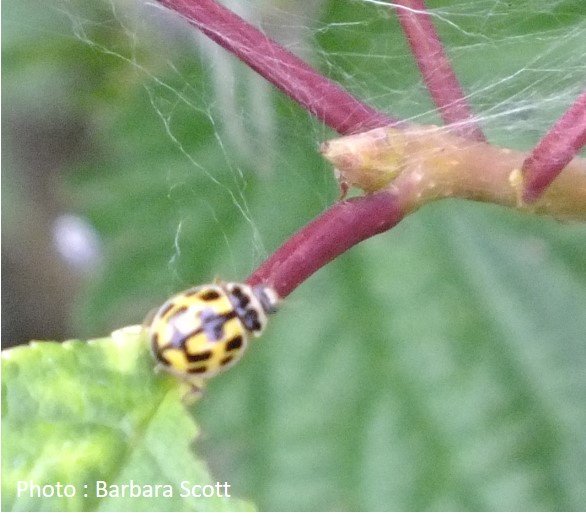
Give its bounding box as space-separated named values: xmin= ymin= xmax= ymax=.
xmin=148 ymin=282 xmax=279 ymax=394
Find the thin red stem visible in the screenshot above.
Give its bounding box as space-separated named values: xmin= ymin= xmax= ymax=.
xmin=154 ymin=0 xmax=404 ymax=298
xmin=393 ymin=0 xmax=485 ymax=142
xmin=156 ymin=0 xmax=395 ymax=134
xmin=522 ymin=90 xmax=586 ymax=203
xmin=247 ymin=191 xmax=404 ymax=298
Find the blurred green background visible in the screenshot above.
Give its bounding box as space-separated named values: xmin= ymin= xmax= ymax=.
xmin=3 ymin=0 xmax=586 ymax=511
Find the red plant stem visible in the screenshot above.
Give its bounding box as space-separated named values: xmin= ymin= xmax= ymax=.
xmin=522 ymin=90 xmax=586 ymax=203
xmin=154 ymin=0 xmax=404 ymax=299
xmin=156 ymin=0 xmax=395 ymax=134
xmin=247 ymin=191 xmax=404 ymax=298
xmin=393 ymin=0 xmax=485 ymax=142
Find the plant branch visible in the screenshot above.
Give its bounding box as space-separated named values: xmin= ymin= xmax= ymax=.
xmin=392 ymin=0 xmax=485 ymax=142
xmin=247 ymin=191 xmax=404 ymax=298
xmin=322 ymin=124 xmax=586 ymax=221
xmin=522 ymin=90 xmax=586 ymax=203
xmin=156 ymin=0 xmax=395 ymax=134
xmin=153 ymin=1 xmax=586 ymax=302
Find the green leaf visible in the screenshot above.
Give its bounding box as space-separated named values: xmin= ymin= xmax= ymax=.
xmin=1 ymin=330 xmax=254 ymax=512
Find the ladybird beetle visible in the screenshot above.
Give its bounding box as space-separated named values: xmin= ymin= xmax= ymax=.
xmin=148 ymin=282 xmax=279 ymax=394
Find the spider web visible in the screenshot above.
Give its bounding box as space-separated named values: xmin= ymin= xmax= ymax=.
xmin=4 ymin=0 xmax=585 ymax=327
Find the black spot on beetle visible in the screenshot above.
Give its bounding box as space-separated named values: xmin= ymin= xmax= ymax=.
xmin=242 ymin=310 xmax=261 ymax=332
xmin=173 ymin=305 xmax=189 ymax=316
xmin=200 ymin=290 xmax=221 ymax=301
xmin=187 ymin=365 xmax=208 ymax=374
xmin=226 ymin=336 xmax=243 ymax=351
xmin=152 ymin=336 xmax=171 ymax=366
xmin=220 ymin=355 xmax=234 ymax=366
xmin=229 ymin=286 xmax=250 ymax=308
xmin=159 ymin=302 xmax=175 ymax=319
xmin=186 ymin=350 xmax=213 ymax=362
